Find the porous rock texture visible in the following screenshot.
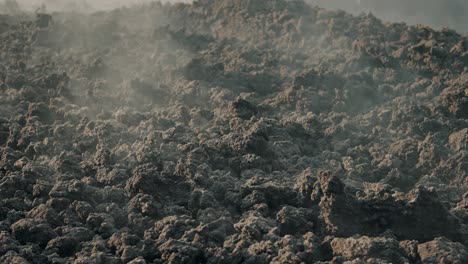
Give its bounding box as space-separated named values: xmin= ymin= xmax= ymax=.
xmin=0 ymin=0 xmax=467 ymax=263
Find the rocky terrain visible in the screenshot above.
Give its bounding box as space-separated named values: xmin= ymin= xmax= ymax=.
xmin=307 ymin=0 xmax=468 ymax=33
xmin=0 ymin=0 xmax=467 ymax=263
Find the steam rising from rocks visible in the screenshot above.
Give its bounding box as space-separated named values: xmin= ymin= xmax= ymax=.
xmin=0 ymin=0 xmax=467 ymax=263
xmin=307 ymin=0 xmax=468 ymax=33
xmin=1 ymin=0 xmax=193 ymax=12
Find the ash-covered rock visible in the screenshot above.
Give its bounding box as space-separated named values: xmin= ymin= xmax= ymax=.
xmin=0 ymin=0 xmax=467 ymax=262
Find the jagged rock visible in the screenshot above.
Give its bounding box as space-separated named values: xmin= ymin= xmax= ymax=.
xmin=449 ymin=128 xmax=468 ymax=151
xmin=86 ymin=213 xmax=116 ymax=237
xmin=72 ymin=200 xmax=94 ymax=221
xmin=418 ymin=237 xmax=468 ymax=263
xmin=0 ymin=231 xmax=20 ymax=255
xmin=59 ymin=226 xmax=95 ymax=243
xmin=399 ymin=240 xmax=420 ymax=263
xmin=11 ymin=219 xmax=58 ymax=247
xmin=234 ymin=211 xmax=278 ymax=241
xmin=0 ymin=0 xmax=467 ymax=262
xmin=0 ymin=253 xmax=30 ymax=264
xmin=128 ymin=193 xmax=160 ymax=217
xmin=26 ymin=204 xmax=62 ymax=227
xmin=276 ymin=206 xmax=314 ymax=235
xmin=125 ymin=164 xmax=161 ymax=196
xmin=391 ymin=186 xmax=462 ymax=242
xmin=440 ymin=85 xmax=468 ymax=117
xmin=128 ymin=257 xmax=147 ymax=264
xmin=330 ymin=236 xmax=409 ymax=262
xmin=230 ymin=98 xmax=258 ymax=120
xmin=242 ymin=177 xmax=300 ymax=210
xmin=46 ymin=236 xmax=78 ymax=257
xmin=158 ymin=239 xmax=205 ymax=264
xmin=317 ymin=171 xmax=344 ymax=195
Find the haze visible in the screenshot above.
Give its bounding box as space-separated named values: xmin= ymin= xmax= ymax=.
xmin=3 ymin=0 xmax=468 ymax=33
xmin=2 ymin=0 xmax=192 ymax=12
xmin=307 ymin=0 xmax=467 ymax=33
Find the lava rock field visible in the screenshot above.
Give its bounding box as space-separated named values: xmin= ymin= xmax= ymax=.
xmin=0 ymin=0 xmax=467 ymax=263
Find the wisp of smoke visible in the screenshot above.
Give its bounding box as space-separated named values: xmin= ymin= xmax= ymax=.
xmin=307 ymin=0 xmax=468 ymax=34
xmin=1 ymin=0 xmax=193 ymax=13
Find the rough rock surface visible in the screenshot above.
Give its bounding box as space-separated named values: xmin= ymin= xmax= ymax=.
xmin=0 ymin=0 xmax=467 ymax=263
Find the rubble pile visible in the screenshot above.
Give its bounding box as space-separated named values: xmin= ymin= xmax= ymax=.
xmin=0 ymin=0 xmax=467 ymax=263
xmin=306 ymin=0 xmax=468 ymax=33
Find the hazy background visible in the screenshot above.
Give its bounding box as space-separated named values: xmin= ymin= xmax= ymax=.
xmin=1 ymin=0 xmax=192 ymax=12
xmin=1 ymin=0 xmax=467 ymax=33
xmin=307 ymin=0 xmax=467 ymax=33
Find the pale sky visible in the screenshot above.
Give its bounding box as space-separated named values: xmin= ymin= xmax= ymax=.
xmin=8 ymin=0 xmax=192 ymax=12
